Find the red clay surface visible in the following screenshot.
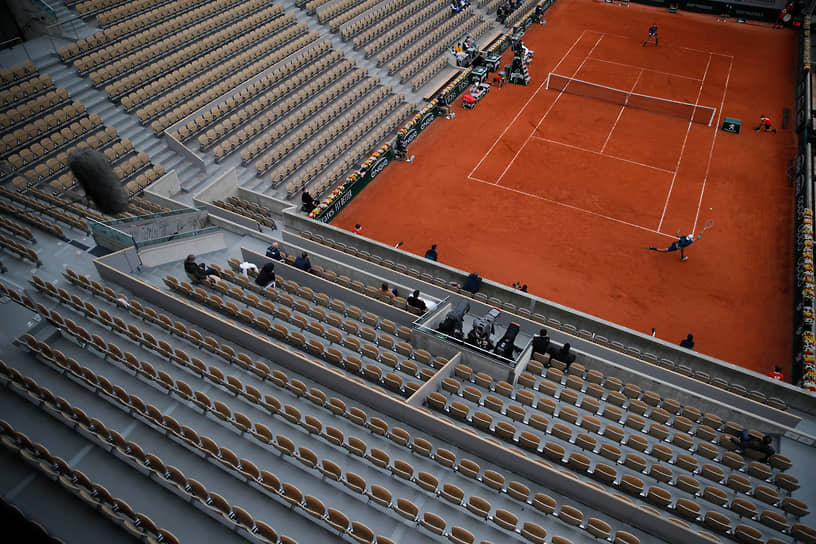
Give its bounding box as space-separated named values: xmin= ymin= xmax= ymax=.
xmin=334 ymin=0 xmax=798 ymax=376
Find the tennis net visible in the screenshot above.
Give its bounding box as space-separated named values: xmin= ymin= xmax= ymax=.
xmin=546 ymin=73 xmax=716 ymax=126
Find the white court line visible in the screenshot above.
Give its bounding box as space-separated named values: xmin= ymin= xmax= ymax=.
xmin=529 ymin=136 xmax=675 ymax=174
xmin=467 ymin=29 xmax=590 ymax=180
xmin=692 ymin=56 xmax=734 ymax=234
xmin=587 ymin=57 xmax=703 ymax=82
xmin=601 ymin=68 xmax=644 ymax=154
xmin=494 ymin=33 xmax=606 ymax=186
xmin=595 ymin=29 xmax=735 ymax=58
xmin=470 ymin=177 xmax=677 ymax=239
xmin=656 ymin=53 xmax=713 ymax=231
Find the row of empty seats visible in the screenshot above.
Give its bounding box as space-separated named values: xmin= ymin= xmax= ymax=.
xmin=215 ymin=63 xmax=366 ymax=163
xmin=1 ymin=101 xmax=89 ymax=153
xmin=0 ymin=74 xmax=54 ymax=110
xmin=0 ymin=89 xmax=72 ymax=132
xmin=60 ymin=0 xmax=244 ymax=63
xmin=122 ymin=17 xmax=303 ymax=114
xmin=411 ymin=56 xmax=450 ymax=91
xmin=283 ymin=101 xmax=411 ymax=196
xmin=254 ymin=78 xmax=384 ymax=172
xmin=339 ymin=0 xmax=418 ymax=42
xmin=426 ymin=364 xmax=809 ymax=541
xmin=258 ymin=93 xmax=405 ymax=184
xmin=0 ymin=60 xmax=37 ymax=89
xmin=388 ymin=8 xmax=483 ymax=76
xmin=0 ymin=232 xmax=39 ymax=266
xmin=172 ymin=43 xmax=338 ymax=145
xmin=92 ymin=0 xmax=186 ymax=26
xmin=96 ymin=3 xmax=285 ymax=92
xmin=0 ymin=186 xmax=89 ymax=232
xmin=145 ymin=31 xmax=320 ymax=135
xmin=319 ymin=0 xmax=381 ymax=32
xmin=372 ymin=1 xmax=455 ymax=65
xmin=290 ymin=100 xmax=413 ymax=197
xmin=0 ymin=198 xmax=66 ymax=239
xmin=210 ymin=197 xmax=277 ymax=229
xmin=161 ymin=272 xmax=429 ymax=397
xmin=0 ymin=416 xmax=179 ymax=544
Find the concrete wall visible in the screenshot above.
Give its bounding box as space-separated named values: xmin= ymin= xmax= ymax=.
xmin=145 ymin=169 xmax=181 ymax=199
xmin=237 ymin=186 xmax=294 ymax=217
xmin=138 ymin=230 xmax=225 ymax=268
xmin=118 ymin=209 xmax=210 ymax=242
xmin=193 ymin=168 xmax=239 ymax=205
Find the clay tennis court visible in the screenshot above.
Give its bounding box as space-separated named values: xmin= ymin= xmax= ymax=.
xmin=335 ymin=0 xmax=798 ymax=375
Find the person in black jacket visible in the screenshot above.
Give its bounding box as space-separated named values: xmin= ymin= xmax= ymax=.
xmin=730 ymin=431 xmax=775 ymax=462
xmin=294 ymin=252 xmax=312 ymax=272
xmin=425 ymin=244 xmax=438 ymax=261
xmin=407 ymin=290 xmax=427 ymax=312
xmin=266 ymin=242 xmax=284 ymax=261
xmin=531 ymin=329 xmax=550 ymax=357
xmin=301 ymin=191 xmax=316 ymax=212
xmin=184 ymin=254 xmax=219 ymax=285
xmin=463 ymin=272 xmax=482 ymax=294
xmin=255 ymin=262 xmax=275 ymax=289
xmin=680 ymin=333 xmax=695 ymax=349
xmin=549 ymin=342 xmax=576 ymax=368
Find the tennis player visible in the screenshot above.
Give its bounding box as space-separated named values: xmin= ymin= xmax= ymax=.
xmin=754 ymin=115 xmax=777 ymax=133
xmin=649 ymin=234 xmax=695 ymax=261
xmin=643 ymin=23 xmax=658 ymax=46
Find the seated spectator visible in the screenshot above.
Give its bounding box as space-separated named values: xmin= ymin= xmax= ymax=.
xmin=425 ymin=244 xmax=438 ymax=261
xmin=255 ymin=262 xmax=276 ymax=289
xmin=549 ymin=342 xmax=576 ymax=368
xmin=294 ymin=252 xmax=313 ymax=272
xmin=767 ymin=365 xmax=784 ymax=380
xmin=184 ymin=254 xmax=219 ymax=285
xmin=301 ymin=191 xmax=316 ymax=212
xmin=239 ymin=261 xmax=258 ymax=276
xmin=679 ymin=333 xmax=695 ymax=349
xmin=729 ymin=430 xmax=775 ymax=462
xmin=379 ymin=282 xmax=395 ymax=300
xmin=407 ymin=289 xmax=427 ymax=312
xmin=531 ymin=328 xmax=550 ymax=357
xmin=463 ymin=272 xmax=482 ymax=294
xmin=266 ymin=242 xmax=284 ymax=261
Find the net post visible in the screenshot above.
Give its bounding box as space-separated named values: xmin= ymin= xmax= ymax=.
xmin=545 ymin=72 xmax=551 ymax=90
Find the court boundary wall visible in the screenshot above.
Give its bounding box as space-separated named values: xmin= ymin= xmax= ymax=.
xmin=793 ymin=20 xmax=816 ymax=392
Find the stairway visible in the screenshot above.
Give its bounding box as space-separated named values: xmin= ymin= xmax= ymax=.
xmin=34 ymin=30 xmax=203 ymax=203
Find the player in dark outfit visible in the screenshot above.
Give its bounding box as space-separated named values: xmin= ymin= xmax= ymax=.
xmin=649 ymin=234 xmax=695 ymax=261
xmin=643 ymin=23 xmax=658 ymax=46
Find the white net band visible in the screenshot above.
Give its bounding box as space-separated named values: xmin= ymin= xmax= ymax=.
xmin=546 ymin=73 xmax=716 ymax=126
